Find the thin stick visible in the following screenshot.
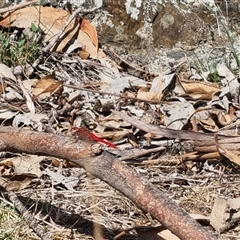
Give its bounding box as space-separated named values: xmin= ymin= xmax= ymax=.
xmin=16 ymin=76 xmax=35 ymax=113
xmin=119 ymin=146 xmax=166 ymax=161
xmin=7 ymin=191 xmax=51 ymax=240
xmin=0 ymin=0 xmax=38 ymax=14
xmin=42 ymin=5 xmax=101 ymax=53
xmin=63 ymin=83 xmax=162 ymax=104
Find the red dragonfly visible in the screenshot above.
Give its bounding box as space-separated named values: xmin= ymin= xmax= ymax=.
xmin=71 ymin=127 xmax=118 ymax=149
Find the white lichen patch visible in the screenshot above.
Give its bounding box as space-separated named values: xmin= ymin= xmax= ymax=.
xmin=160 ymin=13 xmax=175 ymax=29
xmin=136 ymin=22 xmax=153 ymax=43
xmin=123 ymin=0 xmax=216 ymax=20
xmin=70 ymin=0 xmax=103 ymax=8
xmin=125 ymin=0 xmax=142 ymax=20
xmin=92 ymin=11 xmax=114 ymax=28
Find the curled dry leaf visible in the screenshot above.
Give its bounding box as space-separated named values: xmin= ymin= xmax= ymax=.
xmin=78 ymin=49 xmax=90 ymax=59
xmin=0 ymin=6 xmax=98 ymax=56
xmin=79 ymin=17 xmax=98 ymax=47
xmin=77 ymin=30 xmax=98 ymax=58
xmin=217 ymin=146 xmax=240 ymax=166
xmin=55 ymin=17 xmax=79 ymax=52
xmin=191 ymin=109 xmax=235 ymax=132
xmin=181 ymin=81 xmax=220 ymax=100
xmin=32 ymin=75 xmax=63 ymax=100
xmin=146 ymin=74 xmax=163 ymax=101
xmin=0 ymin=7 xmax=72 ymax=42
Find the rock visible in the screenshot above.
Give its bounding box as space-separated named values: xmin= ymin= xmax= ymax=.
xmin=89 ymin=0 xmax=218 ymax=49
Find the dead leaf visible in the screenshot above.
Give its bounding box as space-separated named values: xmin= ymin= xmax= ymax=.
xmin=137 ymin=87 xmax=155 ymax=101
xmin=0 ymin=177 xmax=32 ymax=191
xmin=12 ymin=112 xmax=48 ymax=128
xmin=0 ymin=63 xmax=17 ymax=81
xmin=44 ymin=168 xmax=79 ymax=190
xmin=0 ymin=155 xmax=44 ymax=178
xmin=78 ymin=49 xmax=90 ymax=59
xmin=0 ymin=109 xmax=17 ymax=120
xmin=210 ymin=198 xmax=227 ymax=232
xmin=79 ymin=17 xmax=98 ymax=47
xmin=0 ymin=6 xmax=80 ymax=52
xmin=162 ymin=73 xmax=178 ymax=92
xmin=148 ymin=75 xmax=163 ymax=101
xmin=136 ymin=225 xmax=180 ymax=240
xmin=217 ymin=64 xmax=237 ymax=97
xmin=192 ymin=109 xmax=235 ymax=132
xmin=189 ymin=213 xmax=210 ymax=222
xmin=0 ymin=7 xmax=71 ymax=40
xmin=55 ymin=17 xmax=79 ymax=52
xmin=97 ymin=130 xmax=131 ymax=141
xmin=210 ymin=197 xmax=240 ymax=232
xmin=159 ymin=229 xmax=180 ymax=240
xmin=181 ymin=81 xmax=219 ymax=100
xmin=32 ymin=75 xmax=63 ymax=99
xmin=0 ymin=6 xmax=99 ymax=55
xmin=77 ymin=30 xmax=98 ymax=58
xmin=218 ymin=146 xmax=240 ymax=166
xmin=66 ymin=39 xmax=82 ymax=53
xmin=161 ymin=102 xmax=195 ymax=129
xmin=182 ymin=82 xmax=219 ymax=94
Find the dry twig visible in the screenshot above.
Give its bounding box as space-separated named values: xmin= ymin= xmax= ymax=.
xmin=0 ymin=0 xmax=38 ymax=14
xmin=63 ymin=83 xmax=164 ymax=104
xmin=7 ymin=191 xmax=51 ymax=240
xmin=118 ymin=146 xmax=166 ymax=161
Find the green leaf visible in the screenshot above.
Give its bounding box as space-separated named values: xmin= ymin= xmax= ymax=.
xmin=31 ymin=23 xmax=39 ymax=33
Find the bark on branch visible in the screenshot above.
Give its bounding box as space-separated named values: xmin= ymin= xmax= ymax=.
xmin=0 ymin=127 xmax=216 ymax=240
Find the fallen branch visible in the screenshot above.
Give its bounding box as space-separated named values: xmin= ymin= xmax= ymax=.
xmin=8 ymin=191 xmax=51 ymax=240
xmin=0 ymin=127 xmax=216 ymax=240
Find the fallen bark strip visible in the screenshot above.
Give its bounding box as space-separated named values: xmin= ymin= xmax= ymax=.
xmin=194 ymin=143 xmax=240 ymax=153
xmin=183 ymin=152 xmax=220 ymax=162
xmin=112 ymin=110 xmax=215 ymax=141
xmin=0 ymin=127 xmax=216 ymax=240
xmin=113 ymin=111 xmax=240 ymax=150
xmin=118 ymin=146 xmax=166 ymax=161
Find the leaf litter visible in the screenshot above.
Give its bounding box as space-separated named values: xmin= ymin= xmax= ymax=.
xmin=0 ymin=2 xmax=239 ymax=240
